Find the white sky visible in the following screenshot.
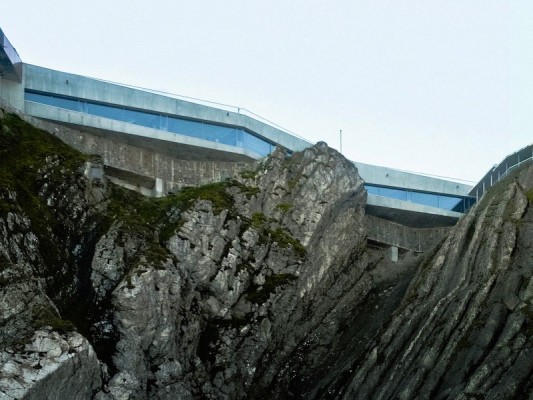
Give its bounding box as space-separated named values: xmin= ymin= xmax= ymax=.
xmin=2 ymin=1 xmax=532 ymax=183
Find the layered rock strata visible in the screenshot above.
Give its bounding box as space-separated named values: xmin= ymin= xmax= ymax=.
xmin=342 ymin=163 xmax=533 ymax=399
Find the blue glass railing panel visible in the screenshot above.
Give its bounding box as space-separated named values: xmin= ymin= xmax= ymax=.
xmin=411 ymin=191 xmax=439 ymax=208
xmin=123 ymin=108 xmax=160 ymax=129
xmin=379 ymin=186 xmax=408 ymax=202
xmin=437 ymin=196 xmax=462 ymax=210
xmin=25 ymin=92 xmax=81 ymax=112
xmin=87 ymin=102 xmax=123 ymax=120
xmin=203 ymin=123 xmax=239 ymax=146
xmin=365 ymin=183 xmax=476 ymax=213
xmin=24 ymin=90 xmax=276 ymax=157
xmin=243 ymin=132 xmax=273 ymax=157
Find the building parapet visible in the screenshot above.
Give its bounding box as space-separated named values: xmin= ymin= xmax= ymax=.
xmin=23 ymin=65 xmax=312 ymax=154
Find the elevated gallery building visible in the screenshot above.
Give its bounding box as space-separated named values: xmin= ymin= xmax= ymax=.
xmin=0 ymin=26 xmax=490 ymax=233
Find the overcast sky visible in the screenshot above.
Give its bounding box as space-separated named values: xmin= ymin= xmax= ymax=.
xmin=2 ymin=1 xmax=531 ymax=183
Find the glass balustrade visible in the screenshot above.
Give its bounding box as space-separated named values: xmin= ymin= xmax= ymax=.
xmin=365 ymin=184 xmax=476 ymax=213
xmin=25 ymin=90 xmax=275 ymax=157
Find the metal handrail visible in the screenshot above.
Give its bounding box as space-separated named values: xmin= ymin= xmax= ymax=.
xmin=470 ymin=144 xmax=533 ymax=198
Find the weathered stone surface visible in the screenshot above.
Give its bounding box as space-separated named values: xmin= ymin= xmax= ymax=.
xmin=0 ymin=329 xmax=102 ymax=400
xmin=1 ymin=108 xmax=531 ymax=399
xmin=342 ymin=164 xmax=533 ymax=400
xmin=90 ymin=142 xmax=372 ymax=399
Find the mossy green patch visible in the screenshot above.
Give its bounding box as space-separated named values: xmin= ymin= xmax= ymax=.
xmin=247 ymin=212 xmax=306 ymax=258
xmin=0 ymin=112 xmax=97 ymax=310
xmin=240 ymin=169 xmax=258 ymax=180
xmin=0 ymin=112 xmax=88 ymax=230
xmin=251 ymin=212 xmax=267 ymax=228
xmin=32 ymin=307 xmax=77 ymax=333
xmin=288 ymin=177 xmax=299 ymax=190
xmin=108 ymin=179 xmax=237 ymax=245
xmin=0 ymin=112 xmax=87 ymax=190
xmin=237 ymin=184 xmax=260 ymax=199
xmin=275 ymin=203 xmax=293 ymax=213
xmin=0 ymin=112 xmax=88 ymax=256
xmin=269 ymin=228 xmax=306 ymax=257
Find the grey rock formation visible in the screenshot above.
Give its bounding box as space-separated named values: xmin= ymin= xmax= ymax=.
xmin=0 ymin=109 xmax=531 ymax=399
xmin=0 ymin=329 xmax=102 ymax=400
xmin=92 ymin=143 xmax=372 ymax=399
xmin=0 ymin=110 xmax=106 ymax=398
xmin=342 ymin=164 xmax=533 ymax=399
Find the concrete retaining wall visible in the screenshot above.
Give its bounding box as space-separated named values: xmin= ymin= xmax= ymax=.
xmin=365 ymin=214 xmax=452 ymax=252
xmin=6 ymin=104 xmax=256 ymax=192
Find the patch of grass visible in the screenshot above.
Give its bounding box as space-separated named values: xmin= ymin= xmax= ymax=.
xmin=246 ymin=273 xmax=298 ymax=304
xmin=108 ymin=181 xmax=233 ymax=226
xmin=108 ymin=179 xmax=237 ymax=244
xmin=0 ymin=112 xmax=89 ymax=248
xmin=270 ymin=228 xmax=306 ymax=257
xmin=145 ymin=243 xmax=172 ymax=267
xmin=238 ymin=184 xmax=260 ymax=199
xmin=248 ymin=212 xmax=306 ymax=258
xmin=33 ymin=308 xmax=77 ymax=333
xmin=282 ymin=154 xmax=298 ymax=169
xmin=0 ymin=111 xmax=99 ymax=311
xmin=240 ymin=170 xmax=258 ymax=180
xmin=288 ymin=177 xmax=299 ymax=190
xmin=251 ymin=212 xmax=267 ymax=228
xmin=179 ymin=182 xmax=235 ymax=213
xmin=0 ymin=112 xmax=87 ymax=190
xmin=275 ymin=203 xmax=293 ymax=213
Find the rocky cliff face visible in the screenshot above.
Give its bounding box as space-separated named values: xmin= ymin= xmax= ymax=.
xmin=90 ymin=143 xmax=375 ymax=399
xmin=0 ymin=109 xmax=531 ymax=399
xmin=342 ymin=164 xmax=533 ymax=399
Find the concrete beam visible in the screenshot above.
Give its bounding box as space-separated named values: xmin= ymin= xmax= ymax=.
xmin=366 ymin=194 xmax=462 ymax=228
xmin=23 ymin=64 xmax=312 ymax=153
xmin=25 ymin=101 xmax=261 ymax=162
xmin=355 ymin=161 xmax=472 ymax=196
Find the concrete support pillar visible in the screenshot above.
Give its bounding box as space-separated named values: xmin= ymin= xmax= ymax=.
xmin=153 ymin=178 xmax=164 ymax=198
xmin=0 ymin=75 xmax=25 ymax=110
xmin=390 ymin=246 xmax=398 ymax=263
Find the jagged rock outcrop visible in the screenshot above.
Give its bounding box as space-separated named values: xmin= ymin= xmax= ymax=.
xmin=0 ymin=108 xmax=531 ymax=399
xmin=0 ymin=111 xmax=106 ymax=399
xmin=91 ymin=143 xmax=376 ymax=399
xmin=0 ymin=329 xmax=102 ymax=399
xmin=341 ymin=164 xmax=533 ymax=399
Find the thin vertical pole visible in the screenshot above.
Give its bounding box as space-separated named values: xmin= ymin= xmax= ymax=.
xmin=340 ymin=129 xmax=343 ymax=154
